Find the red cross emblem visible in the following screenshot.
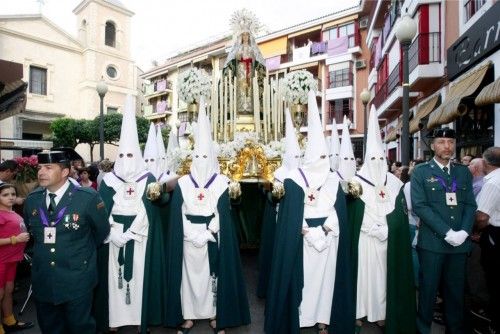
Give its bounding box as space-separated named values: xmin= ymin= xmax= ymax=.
xmin=126 ymin=187 xmax=135 ymax=195
xmin=449 ymin=196 xmax=454 ymax=202
xmin=198 ymin=193 xmax=205 ymax=201
xmin=379 ymin=190 xmax=386 ymax=198
xmin=308 ymin=193 xmax=315 ymax=202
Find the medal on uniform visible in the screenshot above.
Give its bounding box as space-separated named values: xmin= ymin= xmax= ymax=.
xmin=194 ymin=188 xmax=208 ymax=206
xmin=446 ymin=192 xmax=457 ymax=206
xmin=305 ymin=187 xmax=319 ymax=206
xmin=375 ymin=185 xmax=389 ymax=203
xmin=44 ymin=227 xmax=56 ymax=244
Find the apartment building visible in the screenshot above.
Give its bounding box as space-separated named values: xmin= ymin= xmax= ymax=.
xmin=362 ymin=0 xmax=498 ymax=162
xmin=141 ymin=5 xmax=371 ymax=158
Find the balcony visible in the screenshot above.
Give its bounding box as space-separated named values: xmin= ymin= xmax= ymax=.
xmin=381 ymin=2 xmax=400 ymax=49
xmin=143 ymin=105 xmax=153 ymax=117
xmin=143 ymin=101 xmax=172 ymax=120
xmin=408 ymin=32 xmax=444 ymax=91
xmin=144 ymin=79 xmax=173 ymax=99
xmin=326 ymin=70 xmax=353 ymax=101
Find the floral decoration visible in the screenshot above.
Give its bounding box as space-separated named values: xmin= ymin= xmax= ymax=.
xmin=14 ymin=155 xmax=38 ymax=183
xmin=282 ymin=70 xmax=318 ymax=104
xmin=178 ymin=68 xmax=211 ymax=104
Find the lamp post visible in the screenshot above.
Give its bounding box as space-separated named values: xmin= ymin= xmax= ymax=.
xmin=395 ymin=14 xmax=417 ymax=166
xmin=96 ymin=77 xmax=108 ymax=161
xmin=360 ymin=88 xmax=371 ymax=157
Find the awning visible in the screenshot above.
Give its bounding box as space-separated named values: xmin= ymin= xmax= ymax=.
xmin=427 ymin=61 xmax=491 ymax=129
xmin=385 ymin=119 xmax=402 ymax=143
xmin=409 ymin=94 xmax=441 ymax=134
xmin=475 ymin=76 xmax=500 ymax=106
xmin=258 ymin=36 xmax=288 ymax=59
xmin=289 ymin=61 xmax=318 ymax=71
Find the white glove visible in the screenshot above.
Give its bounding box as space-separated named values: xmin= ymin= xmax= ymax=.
xmin=121 ymin=229 xmax=136 ymax=243
xmin=323 ymin=215 xmax=340 ymax=237
xmin=445 ymin=229 xmax=468 ymax=247
xmin=191 ymin=230 xmax=216 ymax=248
xmin=304 ymin=227 xmax=328 ymax=252
xmin=208 ymin=218 xmax=220 ymax=235
xmin=109 ymin=229 xmax=126 ymax=248
xmin=368 ymin=224 xmax=388 ymax=242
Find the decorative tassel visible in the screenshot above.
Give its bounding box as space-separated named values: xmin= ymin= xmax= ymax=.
xmin=125 ymin=283 xmax=131 ymax=305
xmin=118 ymin=268 xmax=123 ymax=289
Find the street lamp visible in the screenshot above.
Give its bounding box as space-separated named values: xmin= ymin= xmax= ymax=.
xmin=360 ymin=88 xmax=371 ymax=157
xmin=395 ymin=14 xmax=417 ymax=166
xmin=96 ymin=77 xmax=108 ymax=161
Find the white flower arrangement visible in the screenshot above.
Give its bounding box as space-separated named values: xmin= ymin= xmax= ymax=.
xmin=263 ymin=140 xmax=284 ymax=159
xmin=178 ymin=68 xmax=211 ymax=104
xmin=282 ymin=70 xmax=318 ymax=104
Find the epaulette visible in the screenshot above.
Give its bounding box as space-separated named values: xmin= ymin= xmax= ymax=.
xmin=75 ymin=186 xmax=97 ymax=195
xmin=26 ymin=186 xmax=45 ymax=198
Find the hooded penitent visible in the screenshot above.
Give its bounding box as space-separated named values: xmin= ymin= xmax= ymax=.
xmin=356 ymin=105 xmax=401 ymax=215
xmin=329 ymin=117 xmax=341 ymax=172
xmin=156 ymin=124 xmax=168 ymax=175
xmin=274 ymin=108 xmax=301 ymax=183
xmin=113 ymin=95 xmax=146 ymax=181
xmin=190 ymin=96 xmax=218 ymax=186
xmin=143 ymin=123 xmax=161 ymax=179
xmin=338 ymin=116 xmax=357 ymax=181
xmin=297 ymin=90 xmax=330 ymax=190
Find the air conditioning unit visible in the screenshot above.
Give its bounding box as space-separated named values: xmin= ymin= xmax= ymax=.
xmin=355 ymin=59 xmax=367 ymax=69
xmin=359 ymin=17 xmax=369 ymax=29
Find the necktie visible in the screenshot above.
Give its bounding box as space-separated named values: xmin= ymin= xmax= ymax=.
xmin=48 ymin=193 xmax=57 ymax=215
xmin=443 ymin=166 xmax=449 ymax=175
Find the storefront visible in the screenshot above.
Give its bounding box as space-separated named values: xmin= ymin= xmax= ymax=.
xmin=427 ymin=1 xmax=500 ymax=157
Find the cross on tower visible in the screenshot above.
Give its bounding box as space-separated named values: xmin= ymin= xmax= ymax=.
xmin=126 ymin=187 xmax=135 ymax=196
xmin=379 ymin=190 xmax=386 ymax=198
xmin=308 ymin=193 xmax=315 ymax=202
xmin=198 ymin=193 xmax=205 ymax=201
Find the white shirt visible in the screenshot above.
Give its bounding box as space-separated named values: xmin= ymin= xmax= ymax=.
xmin=477 ymin=168 xmax=500 ymax=227
xmin=45 ymin=180 xmax=71 ymax=207
xmin=433 ymin=158 xmax=451 ymax=174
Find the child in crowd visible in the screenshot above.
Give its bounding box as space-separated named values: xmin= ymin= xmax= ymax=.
xmin=0 ymin=183 xmax=33 ymax=333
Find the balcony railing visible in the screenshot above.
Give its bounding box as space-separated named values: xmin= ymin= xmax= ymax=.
xmin=465 ymin=0 xmax=487 ymax=22
xmin=329 ymin=71 xmax=353 ymax=89
xmin=143 ymin=105 xmax=153 ymax=116
xmin=381 ymin=2 xmax=400 ymax=48
xmin=144 ymin=79 xmax=172 ymax=96
xmin=373 ymin=64 xmax=401 ymax=108
xmin=408 ymin=32 xmax=441 ymax=73
xmin=328 ymin=108 xmax=354 ymax=125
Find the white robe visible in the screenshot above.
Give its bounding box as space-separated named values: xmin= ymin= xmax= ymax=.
xmin=353 ymin=173 xmax=402 ymax=322
xmin=289 ymin=171 xmax=341 ymax=327
xmin=178 ymin=174 xmax=228 ymax=320
xmin=103 ymin=172 xmax=149 ymax=327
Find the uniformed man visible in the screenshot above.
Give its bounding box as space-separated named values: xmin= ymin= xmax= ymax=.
xmin=411 ymin=127 xmax=477 ymax=334
xmin=23 ymin=150 xmax=110 ymax=334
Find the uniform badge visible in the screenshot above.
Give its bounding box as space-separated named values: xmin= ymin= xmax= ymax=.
xmin=32 ymin=209 xmax=38 ymax=216
xmin=64 ymin=215 xmax=70 ymax=229
xmin=426 ymin=176 xmax=438 ymax=183
xmin=72 ymin=214 xmax=79 ymax=222
xmin=97 ymin=202 xmax=105 ymax=210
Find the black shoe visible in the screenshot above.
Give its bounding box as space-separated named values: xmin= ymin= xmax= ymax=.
xmin=3 ymin=321 xmax=35 ymax=333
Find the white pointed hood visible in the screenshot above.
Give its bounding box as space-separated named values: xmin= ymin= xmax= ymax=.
xmin=329 ymin=118 xmax=341 ymax=172
xmin=338 ymin=116 xmax=356 ymax=181
xmin=156 ymin=124 xmax=168 ymax=174
xmin=190 ymin=96 xmax=218 ymax=185
xmin=165 ymin=127 xmax=179 ymax=174
xmin=274 ymin=108 xmax=301 ymax=183
xmin=113 ymin=95 xmax=146 ymax=181
xmin=356 ymin=105 xmax=402 ymax=216
xmin=358 ymin=105 xmax=387 ymax=186
xmin=143 ymin=123 xmax=161 ymax=179
xmin=298 ymin=90 xmax=329 ymax=189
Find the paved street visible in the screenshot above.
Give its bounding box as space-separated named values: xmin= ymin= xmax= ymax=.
xmin=13 ymin=249 xmax=445 ymax=333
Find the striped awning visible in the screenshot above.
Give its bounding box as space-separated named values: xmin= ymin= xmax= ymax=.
xmin=427 ymin=61 xmax=491 ymax=129
xmin=475 ymin=76 xmax=500 ymax=106
xmin=409 ymin=93 xmax=441 ymax=134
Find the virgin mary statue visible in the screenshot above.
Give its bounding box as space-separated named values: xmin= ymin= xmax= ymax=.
xmin=223 ymin=9 xmax=266 ymax=115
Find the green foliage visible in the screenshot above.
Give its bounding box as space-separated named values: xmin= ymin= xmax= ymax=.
xmin=161 ymin=125 xmax=171 ymax=147
xmin=50 ymin=118 xmax=78 ymax=148
xmin=136 ymin=116 xmax=150 ymax=143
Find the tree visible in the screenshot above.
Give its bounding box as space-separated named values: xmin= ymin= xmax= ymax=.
xmin=50 ymin=118 xmax=78 ymax=148
xmin=75 ymin=119 xmax=98 ymax=162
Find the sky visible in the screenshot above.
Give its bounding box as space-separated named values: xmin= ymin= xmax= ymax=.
xmin=0 ymin=0 xmax=358 ymax=71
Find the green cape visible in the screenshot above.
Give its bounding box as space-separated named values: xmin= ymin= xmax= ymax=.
xmin=257 ymin=190 xmax=278 ymax=299
xmin=164 ymin=183 xmax=251 ymax=330
xmin=348 ymin=189 xmax=416 ymax=334
xmin=94 ymin=174 xmax=169 ymax=334
xmin=264 ymin=179 xmax=355 ymax=334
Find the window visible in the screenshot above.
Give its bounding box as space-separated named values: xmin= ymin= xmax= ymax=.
xmin=322 ymin=22 xmax=356 ymax=47
xmin=106 ymin=65 xmax=118 ymax=79
xmin=329 ymin=64 xmax=352 ymax=88
xmin=105 ymin=21 xmax=116 ymax=47
xmin=29 ymin=66 xmax=47 ymax=95
xmin=107 ymin=107 xmax=118 ymax=114
xmin=464 ymin=0 xmax=487 ymax=22
xmin=329 ymin=98 xmax=353 ymax=124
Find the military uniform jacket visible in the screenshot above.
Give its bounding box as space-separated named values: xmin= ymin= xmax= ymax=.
xmin=411 ymin=160 xmax=477 ymax=254
xmin=24 ymin=184 xmax=110 ymax=304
